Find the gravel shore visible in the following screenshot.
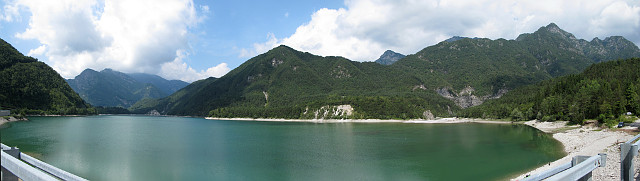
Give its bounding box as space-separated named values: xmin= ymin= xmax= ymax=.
xmin=205 ymin=117 xmax=512 ymax=124
xmin=514 ymin=120 xmax=639 ymax=180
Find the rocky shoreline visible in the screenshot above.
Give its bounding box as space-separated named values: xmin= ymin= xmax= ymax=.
xmin=514 ymin=120 xmax=640 ymax=180
xmin=0 ymin=116 xmax=24 ymax=126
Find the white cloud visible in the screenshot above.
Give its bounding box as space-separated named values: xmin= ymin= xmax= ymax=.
xmin=1 ymin=2 xmax=21 ymax=22
xmin=9 ymin=0 xmax=211 ymax=79
xmin=239 ymin=32 xmax=280 ymax=58
xmin=160 ymin=50 xmax=230 ymax=82
xmin=27 ymin=45 xmax=46 ymax=56
xmin=204 ymin=63 xmax=231 ymax=78
xmin=247 ymin=0 xmax=640 ymax=61
xmin=589 ymin=1 xmax=640 ymax=38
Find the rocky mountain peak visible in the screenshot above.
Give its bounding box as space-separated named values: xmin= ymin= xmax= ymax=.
xmin=541 ymin=23 xmax=576 ymax=40
xmin=78 ymin=68 xmax=99 ymax=76
xmin=444 ymin=36 xmax=481 ymax=42
xmin=375 ymin=50 xmax=405 ymax=65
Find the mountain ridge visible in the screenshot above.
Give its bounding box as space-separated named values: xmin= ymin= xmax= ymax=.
xmin=393 ymin=23 xmax=640 ymax=108
xmin=66 ymin=68 xmax=189 ymax=108
xmin=131 ymin=23 xmax=640 ymax=118
xmin=131 ymin=45 xmax=456 ymax=118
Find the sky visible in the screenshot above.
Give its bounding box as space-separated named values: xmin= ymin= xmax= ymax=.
xmin=1 ymin=0 xmax=639 ymax=82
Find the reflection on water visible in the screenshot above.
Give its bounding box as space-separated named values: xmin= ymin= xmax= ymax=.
xmin=1 ymin=116 xmax=564 ymax=181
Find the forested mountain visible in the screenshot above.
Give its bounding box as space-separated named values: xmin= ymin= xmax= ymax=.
xmin=123 ymin=23 xmax=640 ymax=119
xmin=461 ymin=58 xmax=640 ymax=126
xmin=0 ymin=38 xmax=95 ymax=115
xmin=66 ymin=69 xmax=188 ymax=108
xmin=374 ymin=50 xmax=405 ymax=65
xmin=128 ymin=73 xmax=189 ymax=94
xmin=393 ymin=23 xmax=640 ymax=108
xmin=516 ymin=23 xmax=640 ymax=64
xmin=130 ymin=45 xmax=457 ymax=118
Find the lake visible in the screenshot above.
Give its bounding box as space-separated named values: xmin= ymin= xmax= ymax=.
xmin=0 ymin=116 xmax=564 ymax=180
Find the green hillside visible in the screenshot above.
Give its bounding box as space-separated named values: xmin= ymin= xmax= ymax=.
xmin=0 ymin=38 xmax=95 ymax=115
xmin=461 ymin=58 xmax=640 ymax=126
xmin=394 ymin=38 xmax=549 ymax=103
xmin=131 ymin=45 xmax=456 ymax=118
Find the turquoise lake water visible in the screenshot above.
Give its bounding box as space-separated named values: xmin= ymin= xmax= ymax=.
xmin=0 ymin=116 xmax=564 ymax=180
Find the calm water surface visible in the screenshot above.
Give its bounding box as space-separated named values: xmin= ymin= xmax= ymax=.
xmin=0 ymin=116 xmax=564 ymax=181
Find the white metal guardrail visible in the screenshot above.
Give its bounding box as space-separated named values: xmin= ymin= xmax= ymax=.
xmin=521 ymin=154 xmax=606 ymax=181
xmin=0 ymin=143 xmax=10 ymax=150
xmin=621 ymin=134 xmax=640 ymax=181
xmin=1 ymin=143 xmax=88 ymax=181
xmin=1 ymin=151 xmax=58 ymax=181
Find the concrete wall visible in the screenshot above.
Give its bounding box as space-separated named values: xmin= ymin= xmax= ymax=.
xmin=0 ymin=110 xmax=10 ymax=117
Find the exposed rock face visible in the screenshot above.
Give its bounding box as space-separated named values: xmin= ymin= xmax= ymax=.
xmin=309 ymin=105 xmax=354 ymax=119
xmin=412 ymin=84 xmax=427 ymax=91
xmin=423 ymin=110 xmax=435 ymax=120
xmin=331 ymin=65 xmax=352 ymax=78
xmin=271 ymin=58 xmax=284 ymax=67
xmin=263 ymin=91 xmax=269 ymax=106
xmin=436 ymin=86 xmax=507 ymax=108
xmin=147 ymin=110 xmax=161 ymax=116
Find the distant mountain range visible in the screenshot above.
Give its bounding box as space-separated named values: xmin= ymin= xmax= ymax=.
xmin=0 ymin=38 xmax=94 ymax=115
xmin=2 ymin=23 xmax=639 ymax=119
xmin=374 ymin=50 xmax=405 ymax=65
xmin=130 ymin=23 xmax=640 ymax=118
xmin=66 ymin=69 xmax=188 ymax=108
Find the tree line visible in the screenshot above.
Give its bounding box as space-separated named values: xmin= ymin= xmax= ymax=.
xmin=461 ymin=58 xmax=640 ymax=127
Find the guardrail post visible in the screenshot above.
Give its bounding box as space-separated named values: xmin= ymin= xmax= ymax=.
xmin=621 ymin=142 xmax=638 ymax=181
xmin=545 ymin=154 xmax=606 ymax=181
xmin=571 ymin=155 xmax=601 ymax=181
xmin=1 ymin=147 xmax=21 ymax=181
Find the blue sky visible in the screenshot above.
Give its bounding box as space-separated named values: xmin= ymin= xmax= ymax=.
xmin=1 ymin=0 xmax=639 ymax=82
xmin=187 ymin=0 xmax=344 ymax=71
